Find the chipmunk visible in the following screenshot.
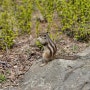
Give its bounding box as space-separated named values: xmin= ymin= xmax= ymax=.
xmin=37 ymin=32 xmax=80 ymax=66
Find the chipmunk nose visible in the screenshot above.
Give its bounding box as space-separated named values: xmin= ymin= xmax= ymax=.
xmin=37 ymin=37 xmax=43 ymax=43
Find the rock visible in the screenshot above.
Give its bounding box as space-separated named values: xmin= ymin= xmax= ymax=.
xmin=20 ymin=57 xmax=90 ymax=90
xmin=1 ymin=86 xmax=21 ymax=90
xmin=77 ymin=46 xmax=90 ymax=57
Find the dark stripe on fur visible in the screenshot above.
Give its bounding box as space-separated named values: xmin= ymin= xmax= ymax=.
xmin=47 ymin=44 xmax=52 ymax=57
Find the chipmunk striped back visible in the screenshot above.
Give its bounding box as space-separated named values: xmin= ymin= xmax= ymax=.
xmin=37 ymin=32 xmax=57 ymax=58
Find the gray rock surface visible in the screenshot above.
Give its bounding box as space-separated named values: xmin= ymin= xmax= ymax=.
xmin=1 ymin=47 xmax=90 ymax=90
xmin=77 ymin=46 xmax=90 ymax=57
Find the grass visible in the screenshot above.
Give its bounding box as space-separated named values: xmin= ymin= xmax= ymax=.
xmin=0 ymin=74 xmax=6 ymax=83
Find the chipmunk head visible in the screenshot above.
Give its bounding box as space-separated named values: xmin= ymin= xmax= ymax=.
xmin=37 ymin=32 xmax=49 ymax=46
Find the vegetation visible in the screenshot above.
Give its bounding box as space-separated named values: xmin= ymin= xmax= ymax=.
xmin=0 ymin=74 xmax=6 ymax=83
xmin=56 ymin=0 xmax=90 ymax=41
xmin=15 ymin=0 xmax=33 ymax=34
xmin=0 ymin=0 xmax=90 ymax=49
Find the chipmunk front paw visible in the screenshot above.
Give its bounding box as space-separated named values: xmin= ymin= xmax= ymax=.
xmin=39 ymin=63 xmax=47 ymax=67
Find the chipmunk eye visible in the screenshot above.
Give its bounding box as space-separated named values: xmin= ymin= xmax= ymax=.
xmin=39 ymin=35 xmax=41 ymax=37
xmin=44 ymin=34 xmax=46 ymax=37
